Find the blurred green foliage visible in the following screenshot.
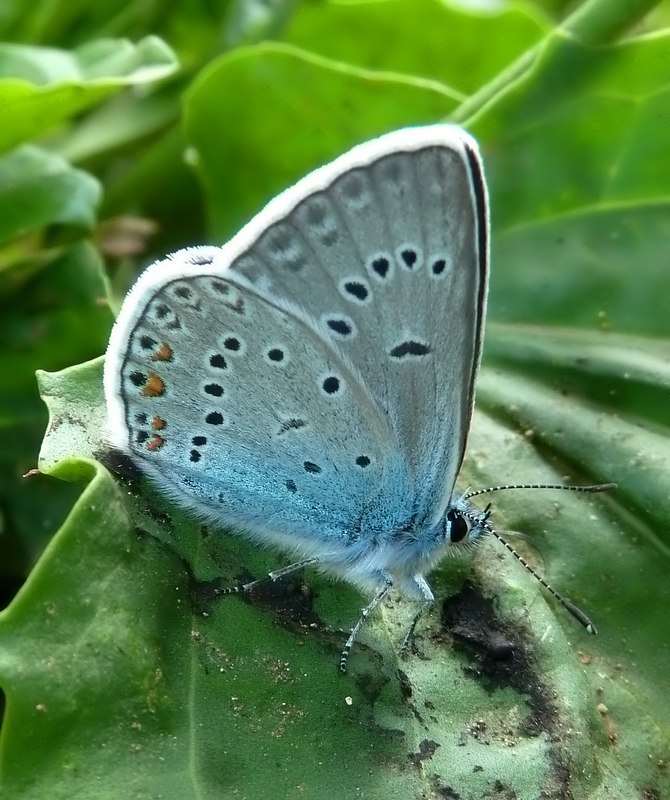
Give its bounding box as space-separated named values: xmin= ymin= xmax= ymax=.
xmin=0 ymin=1 xmax=668 ymax=798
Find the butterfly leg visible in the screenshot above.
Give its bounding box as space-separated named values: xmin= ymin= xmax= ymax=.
xmin=339 ymin=576 xmax=393 ymax=674
xmin=399 ymin=576 xmax=434 ymax=658
xmin=215 ymin=555 xmax=323 ymax=596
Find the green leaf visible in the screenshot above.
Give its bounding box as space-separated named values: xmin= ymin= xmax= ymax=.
xmin=285 ymin=0 xmax=549 ymax=95
xmin=224 ymin=0 xmax=298 ymax=46
xmin=0 ymin=146 xmax=100 ymax=252
xmin=0 ymin=36 xmax=178 ymax=152
xmin=473 ymin=31 xmax=670 ymax=227
xmin=185 ymin=42 xmax=461 ymax=238
xmin=0 ymin=242 xmax=112 ymax=574
xmin=0 ymin=359 xmax=419 ymax=800
xmin=0 ymin=358 xmax=633 ymax=800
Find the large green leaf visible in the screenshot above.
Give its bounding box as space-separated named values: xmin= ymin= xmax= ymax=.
xmin=0 ymin=146 xmax=100 ymax=254
xmin=185 ymin=42 xmax=461 ymax=239
xmin=0 ymin=36 xmax=178 ymax=153
xmin=0 ymin=33 xmax=178 ymax=585
xmin=0 ymin=242 xmax=112 ymax=585
xmin=285 ymin=0 xmax=549 ymax=95
xmin=474 ymin=31 xmax=670 ymax=227
xmin=0 ymin=148 xmax=108 ymax=586
xmin=0 ymin=2 xmax=669 ymax=799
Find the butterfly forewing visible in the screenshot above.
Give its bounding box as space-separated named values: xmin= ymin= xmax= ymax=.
xmin=226 ymin=128 xmax=488 ymax=525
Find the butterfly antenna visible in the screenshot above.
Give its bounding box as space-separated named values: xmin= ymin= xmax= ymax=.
xmin=464 ymin=483 xmax=613 ymax=632
xmin=479 ymin=519 xmax=597 ymax=634
xmin=464 ymin=482 xmax=616 ymax=500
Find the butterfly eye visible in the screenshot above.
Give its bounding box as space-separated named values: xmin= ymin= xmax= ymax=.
xmin=447 ymin=509 xmax=470 ymax=543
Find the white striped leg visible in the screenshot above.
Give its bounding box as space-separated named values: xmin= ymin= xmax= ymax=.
xmin=215 ymin=555 xmax=323 ymax=595
xmin=399 ymin=576 xmax=435 ymax=657
xmin=340 ymin=578 xmax=393 ymax=674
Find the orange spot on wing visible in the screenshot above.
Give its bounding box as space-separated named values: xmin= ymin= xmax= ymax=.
xmin=142 ymin=373 xmax=166 ymax=397
xmin=151 ymin=416 xmax=167 ymax=430
xmin=153 ymin=343 xmax=173 ymax=361
xmin=146 ymin=434 xmax=165 ymax=452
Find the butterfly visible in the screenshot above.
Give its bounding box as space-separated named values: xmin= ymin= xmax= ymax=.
xmin=104 ymin=126 xmax=611 ymax=671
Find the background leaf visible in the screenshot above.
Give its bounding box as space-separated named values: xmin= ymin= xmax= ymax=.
xmin=185 ymin=43 xmax=462 ymax=237
xmin=0 ymin=37 xmax=178 ymax=152
xmin=284 ymin=0 xmax=549 ymax=94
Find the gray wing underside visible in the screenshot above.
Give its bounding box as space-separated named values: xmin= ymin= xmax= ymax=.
xmin=225 ymin=141 xmax=487 ymax=525
xmin=111 ymin=133 xmax=487 ymax=543
xmin=116 ymin=276 xmax=409 ymax=543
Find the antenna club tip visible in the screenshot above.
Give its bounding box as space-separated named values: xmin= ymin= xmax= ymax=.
xmin=586 ymin=623 xmax=598 ymax=635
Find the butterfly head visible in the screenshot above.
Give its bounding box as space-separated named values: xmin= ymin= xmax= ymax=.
xmin=443 ymin=496 xmax=493 ymax=550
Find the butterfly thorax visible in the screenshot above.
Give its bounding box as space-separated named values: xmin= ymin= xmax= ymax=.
xmin=330 ymin=493 xmax=488 ymax=596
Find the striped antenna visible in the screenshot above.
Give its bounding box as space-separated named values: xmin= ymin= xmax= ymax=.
xmin=465 ymin=482 xmax=616 ymax=500
xmin=463 ymin=482 xmax=616 ymax=634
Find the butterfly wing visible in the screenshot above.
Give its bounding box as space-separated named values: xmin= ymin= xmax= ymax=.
xmin=220 ymin=126 xmax=488 ymax=526
xmin=104 ymin=253 xmax=409 ymax=555
xmin=104 ymin=125 xmax=488 ymax=557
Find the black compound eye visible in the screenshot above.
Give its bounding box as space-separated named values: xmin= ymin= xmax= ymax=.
xmin=447 ymin=510 xmax=470 ymax=543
